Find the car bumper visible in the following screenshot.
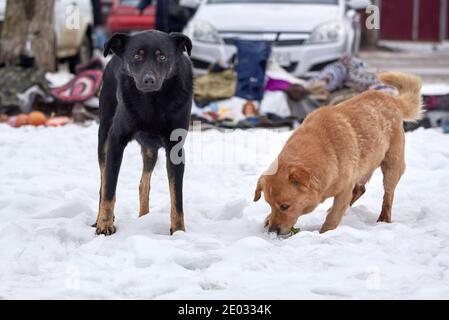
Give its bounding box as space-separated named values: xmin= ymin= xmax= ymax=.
xmin=190 ymin=40 xmax=347 ymax=76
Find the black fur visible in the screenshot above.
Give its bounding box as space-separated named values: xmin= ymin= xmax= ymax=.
xmin=96 ymin=30 xmax=193 ymax=235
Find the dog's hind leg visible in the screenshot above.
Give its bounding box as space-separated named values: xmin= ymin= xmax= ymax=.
xmin=139 ymin=146 xmax=158 ymax=217
xmin=320 ymin=187 xmax=353 ymax=233
xmin=378 ymin=135 xmax=405 ymax=223
xmin=350 ymin=184 xmax=366 ymax=207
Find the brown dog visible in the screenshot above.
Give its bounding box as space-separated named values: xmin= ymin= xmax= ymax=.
xmin=254 ymin=72 xmax=422 ymax=235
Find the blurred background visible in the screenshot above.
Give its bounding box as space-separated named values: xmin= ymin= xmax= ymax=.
xmin=0 ymin=0 xmax=448 ymax=130
xmin=1 ymin=1 xmax=449 ymax=300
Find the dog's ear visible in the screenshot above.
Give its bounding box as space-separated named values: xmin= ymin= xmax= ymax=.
xmin=170 ymin=32 xmax=192 ymax=56
xmin=288 ymin=165 xmax=311 ymax=188
xmin=104 ymin=33 xmax=129 ymax=57
xmin=253 ymin=177 xmax=263 ymax=202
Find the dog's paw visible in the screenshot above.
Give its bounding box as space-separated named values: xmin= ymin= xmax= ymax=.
xmin=377 ymin=215 xmax=391 ymax=223
xmin=170 ymin=220 xmax=186 ymax=235
xmin=170 ymin=225 xmax=186 ymax=235
xmin=319 ymin=223 xmax=337 ymax=234
xmin=138 ymin=210 xmax=149 ymax=217
xmin=95 ymin=220 xmax=116 ymax=236
xmin=170 ymin=217 xmax=186 ymax=235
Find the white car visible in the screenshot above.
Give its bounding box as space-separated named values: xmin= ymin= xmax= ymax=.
xmin=0 ymin=0 xmax=94 ymax=71
xmin=184 ymin=0 xmax=370 ymax=76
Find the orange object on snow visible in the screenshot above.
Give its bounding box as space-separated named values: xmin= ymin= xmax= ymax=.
xmin=15 ymin=114 xmax=29 ymax=127
xmin=46 ymin=116 xmax=70 ymax=127
xmin=28 ymin=111 xmax=47 ymax=126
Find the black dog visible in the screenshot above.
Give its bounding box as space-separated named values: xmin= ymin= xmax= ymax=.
xmin=94 ymin=30 xmax=193 ymax=236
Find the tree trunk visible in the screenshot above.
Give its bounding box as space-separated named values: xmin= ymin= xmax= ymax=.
xmin=0 ymin=0 xmax=56 ymax=72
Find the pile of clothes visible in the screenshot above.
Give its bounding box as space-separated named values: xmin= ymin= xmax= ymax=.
xmin=308 ymin=54 xmax=397 ymax=104
xmin=3 ymin=42 xmax=447 ymax=133
xmin=0 ymin=57 xmax=104 ymax=128
xmin=192 ymin=40 xmax=297 ymax=129
xmin=191 ymin=46 xmax=401 ymax=130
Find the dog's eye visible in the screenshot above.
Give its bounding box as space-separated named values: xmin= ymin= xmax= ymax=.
xmin=280 ymin=204 xmax=290 ymax=211
xmin=158 ymin=54 xmax=167 ymax=62
xmin=134 ymin=50 xmax=144 ymax=61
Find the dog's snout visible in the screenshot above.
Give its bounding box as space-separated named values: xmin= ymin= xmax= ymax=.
xmin=137 ymin=72 xmax=160 ymax=92
xmin=143 ymin=74 xmax=156 ymax=86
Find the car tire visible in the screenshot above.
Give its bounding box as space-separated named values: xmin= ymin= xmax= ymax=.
xmin=68 ymin=33 xmax=93 ymax=73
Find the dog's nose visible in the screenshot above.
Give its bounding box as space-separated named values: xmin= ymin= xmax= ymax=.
xmin=268 ymin=225 xmax=280 ymax=234
xmin=143 ymin=74 xmax=156 ymax=86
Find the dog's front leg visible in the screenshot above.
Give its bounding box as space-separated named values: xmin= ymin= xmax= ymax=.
xmin=165 ymin=144 xmax=186 ymax=235
xmin=95 ymin=134 xmax=128 ymax=235
xmin=320 ymin=188 xmax=353 ymax=233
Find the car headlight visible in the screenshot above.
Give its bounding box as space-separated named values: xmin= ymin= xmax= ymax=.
xmin=307 ymin=21 xmax=345 ymax=44
xmin=186 ymin=20 xmax=223 ymax=44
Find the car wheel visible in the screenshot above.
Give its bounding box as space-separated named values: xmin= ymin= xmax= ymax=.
xmin=68 ymin=33 xmax=92 ymax=73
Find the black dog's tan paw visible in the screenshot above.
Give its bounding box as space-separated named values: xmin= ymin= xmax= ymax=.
xmin=170 ymin=224 xmax=185 ymax=235
xmin=95 ymin=220 xmax=116 ymax=236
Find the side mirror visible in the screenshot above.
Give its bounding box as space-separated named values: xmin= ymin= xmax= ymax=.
xmin=346 ymin=0 xmax=371 ymax=11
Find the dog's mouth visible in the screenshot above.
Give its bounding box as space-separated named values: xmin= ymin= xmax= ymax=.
xmin=137 ymin=86 xmax=160 ymax=93
xmin=265 ymin=221 xmax=294 ymax=237
xmin=265 ymin=226 xmax=295 ymax=239
xmin=136 ymin=83 xmax=162 ymax=93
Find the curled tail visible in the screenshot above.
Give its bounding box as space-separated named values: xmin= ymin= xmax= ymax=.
xmin=378 ymin=72 xmax=423 ymax=122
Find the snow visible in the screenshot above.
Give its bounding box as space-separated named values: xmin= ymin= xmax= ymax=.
xmin=422 ymin=84 xmax=449 ymax=96
xmin=1 ymin=123 xmax=449 ymax=299
xmin=379 ymin=40 xmax=449 ymax=53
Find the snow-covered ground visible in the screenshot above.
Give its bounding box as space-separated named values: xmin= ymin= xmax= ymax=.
xmin=1 ymin=123 xmax=449 ymax=299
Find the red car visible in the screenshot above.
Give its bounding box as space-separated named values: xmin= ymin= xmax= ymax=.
xmin=107 ymin=0 xmax=156 ymax=34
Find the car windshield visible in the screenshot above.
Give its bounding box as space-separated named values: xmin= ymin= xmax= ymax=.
xmin=208 ymin=0 xmax=338 ymax=4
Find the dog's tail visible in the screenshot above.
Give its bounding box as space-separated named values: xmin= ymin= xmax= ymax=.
xmin=378 ymin=71 xmax=423 ymax=122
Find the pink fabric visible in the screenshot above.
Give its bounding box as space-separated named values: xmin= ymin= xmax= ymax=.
xmin=51 ymin=70 xmax=102 ymax=103
xmin=265 ymin=78 xmax=291 ymax=91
